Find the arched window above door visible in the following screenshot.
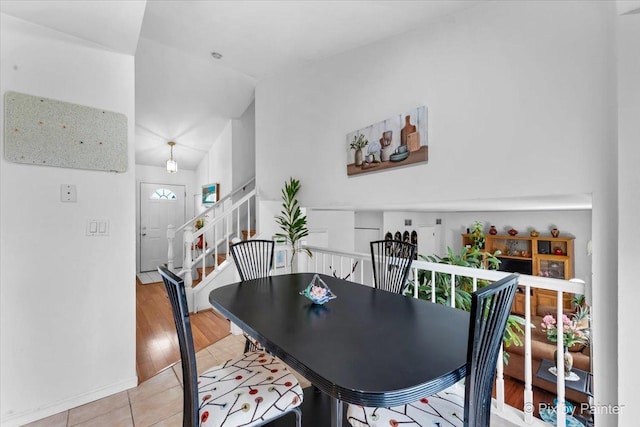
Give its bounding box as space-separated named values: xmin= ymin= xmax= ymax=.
xmin=150 ymin=188 xmax=177 ymax=200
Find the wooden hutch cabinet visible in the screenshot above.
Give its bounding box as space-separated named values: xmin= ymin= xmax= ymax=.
xmin=462 ymin=233 xmax=575 ymax=314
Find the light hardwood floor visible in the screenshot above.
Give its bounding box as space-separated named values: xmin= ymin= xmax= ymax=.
xmin=135 ymin=277 xmax=230 ymax=384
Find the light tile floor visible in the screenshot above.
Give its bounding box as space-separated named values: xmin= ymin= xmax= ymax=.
xmin=21 ymin=334 xmax=522 ymax=427
xmin=23 ymin=334 xmax=311 ymax=427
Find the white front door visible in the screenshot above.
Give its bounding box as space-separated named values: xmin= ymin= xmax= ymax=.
xmin=140 ymin=183 xmax=186 ymax=272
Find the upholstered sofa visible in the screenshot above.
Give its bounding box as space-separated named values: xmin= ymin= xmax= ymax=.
xmin=503 ymin=305 xmax=591 ymax=405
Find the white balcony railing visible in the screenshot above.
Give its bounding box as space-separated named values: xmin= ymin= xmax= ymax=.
xmin=300 ymin=245 xmax=589 ymax=426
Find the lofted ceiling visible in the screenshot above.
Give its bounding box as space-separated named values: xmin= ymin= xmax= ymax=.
xmin=1 ymin=0 xmax=484 ymax=171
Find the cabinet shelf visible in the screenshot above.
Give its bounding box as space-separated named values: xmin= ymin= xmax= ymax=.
xmin=497 ymin=255 xmax=533 ymax=261
xmin=537 ymin=254 xmax=569 ymax=261
xmin=462 ymin=232 xmax=575 ymax=314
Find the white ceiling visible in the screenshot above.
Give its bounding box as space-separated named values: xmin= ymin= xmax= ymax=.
xmin=1 ymin=0 xmax=484 ymax=171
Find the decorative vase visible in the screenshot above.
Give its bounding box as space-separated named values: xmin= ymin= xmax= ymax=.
xmin=355 ymin=148 xmax=363 ymax=166
xmin=489 ymin=225 xmax=498 ymax=235
xmin=508 ymin=228 xmax=518 ymax=236
xmin=530 ymin=229 xmax=539 ymax=237
xmin=551 ymin=227 xmax=560 ymax=238
xmin=554 ymin=346 xmax=573 ymax=376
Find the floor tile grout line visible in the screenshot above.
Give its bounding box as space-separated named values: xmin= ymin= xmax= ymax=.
xmin=127 ymin=387 xmax=135 ymax=427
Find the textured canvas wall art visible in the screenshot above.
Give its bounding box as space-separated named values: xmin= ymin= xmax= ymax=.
xmin=346 ymin=106 xmax=427 ymax=176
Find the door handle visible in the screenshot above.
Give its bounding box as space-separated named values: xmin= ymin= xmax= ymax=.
xmin=142 ymin=233 xmax=147 ymax=236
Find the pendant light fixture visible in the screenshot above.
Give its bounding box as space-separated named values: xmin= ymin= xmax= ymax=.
xmin=166 ymin=141 xmax=178 ymax=173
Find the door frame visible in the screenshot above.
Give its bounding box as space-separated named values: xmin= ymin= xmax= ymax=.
xmin=138 ymin=181 xmax=187 ymax=273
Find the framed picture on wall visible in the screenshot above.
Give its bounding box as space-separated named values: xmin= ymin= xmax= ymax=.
xmin=275 ymin=246 xmax=286 ymax=268
xmin=202 ymin=183 xmax=219 ymax=206
xmin=346 ymin=106 xmax=428 ymax=176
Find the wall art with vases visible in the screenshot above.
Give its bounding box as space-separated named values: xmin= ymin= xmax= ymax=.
xmin=346 ymin=106 xmax=428 ymax=176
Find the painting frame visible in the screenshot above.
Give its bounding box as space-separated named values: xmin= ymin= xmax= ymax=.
xmin=202 ymin=183 xmax=219 ymax=206
xmin=274 ymin=245 xmax=287 ymax=268
xmin=346 ymin=106 xmax=428 ymax=176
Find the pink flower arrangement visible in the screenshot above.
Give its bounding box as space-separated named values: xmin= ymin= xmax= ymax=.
xmin=309 ymin=285 xmax=327 ymax=300
xmin=540 ymin=313 xmax=588 ymax=348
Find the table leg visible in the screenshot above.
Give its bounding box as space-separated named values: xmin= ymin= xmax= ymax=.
xmin=330 ymin=397 xmax=343 ymax=427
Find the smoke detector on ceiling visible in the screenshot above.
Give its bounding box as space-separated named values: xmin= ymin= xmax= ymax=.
xmin=211 ymin=52 xmax=223 ymax=59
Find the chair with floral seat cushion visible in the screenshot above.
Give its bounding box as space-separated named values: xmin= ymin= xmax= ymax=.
xmin=370 ymin=240 xmax=416 ymax=294
xmin=346 ymin=273 xmax=519 ymax=427
xmin=347 ymin=386 xmax=466 ymax=427
xmin=158 ymin=265 xmax=303 ymax=427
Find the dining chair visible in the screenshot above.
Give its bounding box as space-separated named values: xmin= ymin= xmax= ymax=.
xmin=157 ymin=265 xmax=303 ymax=427
xmin=370 ymin=239 xmax=417 ymax=294
xmin=230 ymin=239 xmax=275 ymax=281
xmin=229 ymin=239 xmax=275 ymax=352
xmin=346 ymin=273 xmax=519 ymax=427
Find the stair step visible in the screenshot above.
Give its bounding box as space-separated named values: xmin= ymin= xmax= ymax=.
xmin=191 ymin=254 xmax=227 ymax=287
xmin=241 ymin=229 xmax=256 ymax=240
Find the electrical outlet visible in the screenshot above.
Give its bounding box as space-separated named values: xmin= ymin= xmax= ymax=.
xmin=60 ymin=184 xmax=77 ymax=202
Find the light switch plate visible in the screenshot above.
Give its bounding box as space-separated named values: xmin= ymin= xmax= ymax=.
xmin=86 ymin=218 xmax=109 ymax=236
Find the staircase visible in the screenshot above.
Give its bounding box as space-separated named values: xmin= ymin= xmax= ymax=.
xmin=166 ymin=178 xmax=257 ymax=311
xmin=191 ymin=253 xmax=228 ymax=287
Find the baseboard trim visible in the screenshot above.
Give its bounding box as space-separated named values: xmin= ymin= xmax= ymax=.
xmin=1 ymin=376 xmax=138 ymax=427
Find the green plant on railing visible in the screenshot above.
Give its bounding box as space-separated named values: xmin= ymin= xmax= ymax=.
xmin=405 ymin=246 xmax=501 ymax=310
xmin=405 ymin=246 xmax=528 ymax=363
xmin=274 ymin=177 xmax=311 ymax=271
xmin=502 ymin=315 xmax=527 ymax=364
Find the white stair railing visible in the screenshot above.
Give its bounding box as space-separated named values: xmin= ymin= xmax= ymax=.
xmin=167 ymin=178 xmax=256 ymax=286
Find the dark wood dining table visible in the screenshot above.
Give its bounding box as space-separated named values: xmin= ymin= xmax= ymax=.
xmin=209 ymin=273 xmax=470 ymax=427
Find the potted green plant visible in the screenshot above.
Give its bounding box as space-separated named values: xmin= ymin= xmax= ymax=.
xmin=194 ymin=217 xmax=205 ymax=230
xmin=275 ymin=177 xmax=311 ymax=271
xmin=350 ymin=134 xmax=368 ymax=166
xmin=470 ymin=220 xmax=486 ymax=250
xmin=407 ymin=246 xmax=501 ymax=310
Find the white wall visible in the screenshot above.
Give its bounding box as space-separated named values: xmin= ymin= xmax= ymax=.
xmin=354 ymin=211 xmax=383 ymax=253
xmin=194 ymin=102 xmax=256 ymax=200
xmin=232 ymin=101 xmax=255 ymax=189
xmin=196 ymin=120 xmax=233 ymax=202
xmin=255 ymin=2 xmax=619 ymax=424
xmin=135 ymin=164 xmax=197 ymax=272
xmin=354 ymin=211 xmax=383 ymax=229
xmin=256 ymin=1 xmax=612 ymax=208
xmin=306 ymin=209 xmax=355 ymax=253
xmin=0 ymin=14 xmax=137 ymax=426
xmin=617 ymin=9 xmax=640 ymax=425
xmin=382 ymin=211 xmax=438 ymax=250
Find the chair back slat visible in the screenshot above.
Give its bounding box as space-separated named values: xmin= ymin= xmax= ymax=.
xmin=158 ymin=265 xmax=199 ymax=427
xmin=464 ymin=273 xmax=519 ymax=427
xmin=370 ymin=240 xmax=416 ymax=294
xmin=230 ymin=239 xmax=275 ymax=281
